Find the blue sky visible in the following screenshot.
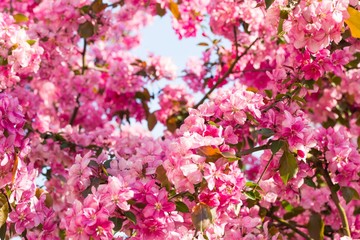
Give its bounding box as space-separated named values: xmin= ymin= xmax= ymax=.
xmin=132 ymin=14 xmax=205 ymax=73
xmin=131 ymin=14 xmax=206 ymax=136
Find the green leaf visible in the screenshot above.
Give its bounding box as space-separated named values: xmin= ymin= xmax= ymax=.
xmin=245 ymin=181 xmax=261 ymax=190
xmin=169 ymin=0 xmax=181 ymax=20
xmin=244 ymin=190 xmax=261 ymax=201
xmin=26 ymin=40 xmax=36 ymax=46
xmin=13 ymin=13 xmax=29 ymax=23
xmin=60 ymin=142 xmax=69 ymax=149
xmin=331 ymin=76 xmax=342 ymax=86
xmin=208 ymin=121 xmax=219 ymax=127
xmin=0 ymin=196 xmax=8 ymax=240
xmin=354 ymin=206 xmax=360 ymax=215
xmin=191 ymin=203 xmax=213 ymax=231
xmin=123 ymin=211 xmax=137 ymax=224
xmin=246 ymin=112 xmax=259 ymax=125
xmin=110 ymin=217 xmax=124 ymax=232
xmin=0 ymin=223 xmax=6 ymax=240
xmin=156 ymin=165 xmax=172 ymax=190
xmin=156 ymin=3 xmax=166 ymax=17
xmin=0 ymin=57 xmax=7 ymax=66
xmin=265 ymin=0 xmax=275 ymax=9
xmin=175 ymin=201 xmax=189 ymax=213
xmin=341 ymin=186 xmax=360 ymax=204
xmin=147 ymin=113 xmax=157 ymax=131
xmin=281 ymin=200 xmax=293 ymax=212
xmin=304 ymin=176 xmax=316 ymax=188
xmin=78 ymin=21 xmax=95 ymax=38
xmin=80 ymin=5 xmax=91 ymax=14
xmin=283 ymin=206 xmax=305 ymax=220
xmin=293 ymin=95 xmax=306 ymax=103
xmin=221 ymin=151 xmax=240 ymax=162
xmin=279 ymin=147 xmax=298 ymax=185
xmin=277 ymin=18 xmax=285 ymax=36
xmin=275 ymin=93 xmax=286 ymax=100
xmin=0 ymin=198 xmax=8 ymax=228
xmin=308 ymin=213 xmax=324 ymax=240
xmin=279 ymin=9 xmax=289 ymax=19
xmin=265 ymin=89 xmax=273 ymax=98
xmin=256 ymin=128 xmax=274 ymax=138
xmin=270 ymin=140 xmax=283 ymax=154
xmin=59 ymin=229 xmax=66 ymax=240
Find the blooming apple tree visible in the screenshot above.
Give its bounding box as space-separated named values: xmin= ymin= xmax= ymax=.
xmin=0 ymin=0 xmax=360 ymax=239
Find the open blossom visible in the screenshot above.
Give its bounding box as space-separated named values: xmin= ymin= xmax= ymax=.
xmin=0 ymin=13 xmax=43 ymax=89
xmin=289 ymin=0 xmax=349 ymax=52
xmin=213 ymin=84 xmax=264 ymax=125
xmin=0 ymin=93 xmax=27 ymax=189
xmin=97 ymin=175 xmax=134 ymax=212
xmin=67 ymin=152 xmax=93 ymax=192
xmin=62 ymin=195 xmax=114 ymax=240
xmin=2 ymin=0 xmax=360 ymax=239
xmin=8 ymin=202 xmax=37 ymax=234
xmin=171 ymin=0 xmax=210 ymax=38
xmin=143 ymin=189 xmax=176 ymax=218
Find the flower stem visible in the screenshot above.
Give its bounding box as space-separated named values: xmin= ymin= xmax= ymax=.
xmin=320 ymin=166 xmax=351 ymax=237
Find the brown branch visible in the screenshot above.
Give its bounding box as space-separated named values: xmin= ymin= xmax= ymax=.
xmin=69 ymin=39 xmax=87 ymax=125
xmin=267 ymin=211 xmax=312 ymax=240
xmin=238 ymin=144 xmax=270 ymax=156
xmin=319 ymin=166 xmax=351 ymax=237
xmin=193 ymin=38 xmax=259 ymax=109
xmin=256 ymin=154 xmax=274 ymax=186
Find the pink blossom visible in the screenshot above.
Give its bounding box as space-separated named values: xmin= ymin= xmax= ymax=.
xmin=143 ymin=189 xmax=175 ymax=218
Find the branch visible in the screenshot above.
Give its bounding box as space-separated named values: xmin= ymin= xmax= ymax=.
xmin=319 ymin=166 xmax=351 ymax=237
xmin=9 ymin=0 xmax=13 ymax=14
xmin=193 ymin=38 xmax=259 ymax=109
xmin=81 ymin=39 xmax=87 ymax=75
xmin=69 ymin=39 xmax=87 ymax=125
xmin=267 ymin=211 xmax=312 ymax=240
xmin=256 ymin=154 xmax=274 ymax=186
xmin=69 ymin=93 xmax=81 ymax=126
xmin=238 ymin=144 xmax=270 ymax=156
xmin=107 ymin=0 xmax=124 ymax=8
xmin=233 ymin=26 xmax=239 ymax=58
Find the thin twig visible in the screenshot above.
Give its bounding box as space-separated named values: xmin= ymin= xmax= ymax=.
xmin=256 ymin=154 xmax=274 ymax=186
xmin=81 ymin=39 xmax=87 ymax=75
xmin=9 ymin=0 xmax=13 ymax=14
xmin=267 ymin=211 xmax=312 ymax=240
xmin=233 ymin=26 xmax=239 ymax=57
xmin=69 ymin=93 xmax=81 ymax=126
xmin=193 ymin=38 xmax=259 ymax=109
xmin=69 ymin=39 xmax=87 ymax=125
xmin=108 ymin=0 xmax=124 ymax=8
xmin=238 ymin=144 xmax=270 ymax=157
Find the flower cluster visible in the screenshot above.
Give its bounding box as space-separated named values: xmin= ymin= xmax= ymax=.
xmin=1 ymin=0 xmax=360 ymax=239
xmin=0 ymin=13 xmax=43 ymax=89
